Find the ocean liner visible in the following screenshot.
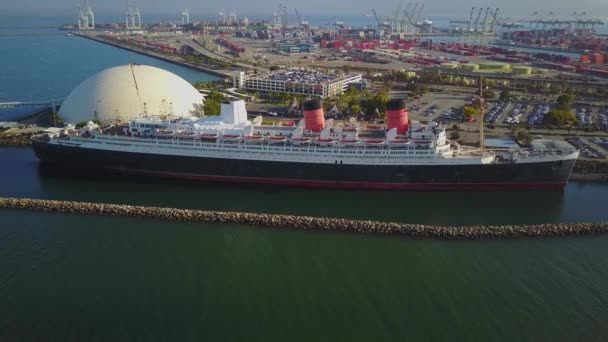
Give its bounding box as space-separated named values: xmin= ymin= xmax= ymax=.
xmin=32 ymin=99 xmax=579 ymax=190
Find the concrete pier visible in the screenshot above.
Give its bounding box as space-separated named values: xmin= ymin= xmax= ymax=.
xmin=77 ymin=33 xmax=232 ymax=79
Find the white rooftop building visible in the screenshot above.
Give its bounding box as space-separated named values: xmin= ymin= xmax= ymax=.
xmin=237 ymin=69 xmax=362 ymax=98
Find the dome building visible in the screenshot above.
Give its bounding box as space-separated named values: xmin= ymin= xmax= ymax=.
xmin=58 ymin=64 xmax=204 ymax=124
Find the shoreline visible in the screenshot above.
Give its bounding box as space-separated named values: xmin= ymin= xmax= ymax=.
xmin=76 ymin=34 xmax=232 ymax=79
xmin=1 ymin=197 xmax=608 ymax=239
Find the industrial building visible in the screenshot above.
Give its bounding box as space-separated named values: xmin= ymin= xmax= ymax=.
xmin=275 ymin=42 xmax=319 ymax=54
xmin=234 ymin=70 xmax=362 ymax=98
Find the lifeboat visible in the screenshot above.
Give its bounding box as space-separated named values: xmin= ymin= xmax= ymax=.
xmin=175 ymin=131 xmax=199 ymax=139
xmin=244 ymin=135 xmax=265 ymax=143
xmin=221 ymin=134 xmax=242 ymax=142
xmin=388 ymin=138 xmax=411 ymax=147
xmin=199 ymin=132 xmax=219 ymax=142
xmin=154 ymin=129 xmax=174 ymax=137
xmin=364 ymin=139 xmax=386 ymax=147
xmin=291 ymin=137 xmax=312 ymax=145
xmin=339 ymin=139 xmax=361 ymax=147
xmin=315 ymin=138 xmax=337 ymax=147
xmin=265 ymin=135 xmax=288 ymax=144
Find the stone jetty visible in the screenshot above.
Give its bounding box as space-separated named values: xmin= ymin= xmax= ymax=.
xmin=0 ymin=133 xmax=34 ymax=146
xmin=1 ymin=197 xmax=607 ymax=240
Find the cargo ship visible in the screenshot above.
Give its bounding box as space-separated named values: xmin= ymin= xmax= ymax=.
xmin=32 ymin=99 xmax=579 ymax=190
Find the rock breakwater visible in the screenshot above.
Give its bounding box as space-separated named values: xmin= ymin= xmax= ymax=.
xmin=573 ymin=159 xmax=608 ymax=175
xmin=1 ymin=197 xmax=607 ymax=240
xmin=0 ymin=133 xmax=33 ymax=146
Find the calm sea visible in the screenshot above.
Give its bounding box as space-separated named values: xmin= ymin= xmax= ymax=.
xmin=1 ymin=15 xmax=608 ymax=341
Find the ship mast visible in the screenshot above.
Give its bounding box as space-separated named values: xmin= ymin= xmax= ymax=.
xmin=129 ymin=63 xmax=144 ymax=117
xmin=479 ymin=75 xmax=485 ymax=152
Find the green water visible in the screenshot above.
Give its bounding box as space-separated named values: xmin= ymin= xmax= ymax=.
xmin=2 ymin=210 xmax=608 ymax=341
xmin=3 ymin=147 xmax=608 ymax=225
xmin=2 ymin=147 xmax=608 ymax=340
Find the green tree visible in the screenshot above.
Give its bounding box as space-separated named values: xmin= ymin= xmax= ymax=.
xmin=203 ymin=90 xmax=226 ymax=116
xmin=499 ymin=90 xmax=511 ymax=102
xmin=350 ymin=104 xmax=361 ymax=115
xmin=280 ymin=93 xmax=291 ymax=105
xmin=51 ymin=113 xmax=64 ymax=126
xmin=483 ymin=89 xmax=496 ymax=99
xmin=114 ymin=110 xmax=122 ymax=124
xmin=515 ymin=129 xmax=532 ymax=144
xmin=462 ymin=106 xmax=479 ymax=121
xmin=556 ymin=94 xmax=573 ymax=110
xmin=365 ymin=94 xmax=390 ymax=119
xmin=544 ymin=109 xmax=577 ymax=126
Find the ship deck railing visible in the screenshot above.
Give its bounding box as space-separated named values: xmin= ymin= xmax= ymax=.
xmin=67 ymin=134 xmax=443 ymax=158
xmin=61 ymin=134 xmax=575 ymax=160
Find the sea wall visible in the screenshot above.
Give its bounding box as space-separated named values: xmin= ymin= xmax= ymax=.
xmin=1 ymin=197 xmax=607 ymax=240
xmin=0 ymin=133 xmax=34 ymax=146
xmin=573 ymin=159 xmax=608 ymax=174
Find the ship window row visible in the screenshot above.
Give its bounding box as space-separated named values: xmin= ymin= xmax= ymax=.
xmin=123 ymin=139 xmax=437 ymax=156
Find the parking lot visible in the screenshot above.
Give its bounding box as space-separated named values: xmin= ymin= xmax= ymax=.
xmin=565 ymin=137 xmax=607 ymax=159
xmin=405 ymin=92 xmax=473 ymax=122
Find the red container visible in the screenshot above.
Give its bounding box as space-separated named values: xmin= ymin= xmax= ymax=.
xmin=303 ymin=100 xmax=325 ymax=132
xmin=386 ymin=99 xmax=409 ymax=134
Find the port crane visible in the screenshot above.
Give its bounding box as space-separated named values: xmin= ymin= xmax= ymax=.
xmin=294 ymin=8 xmax=307 ymax=34
xmin=371 ymin=9 xmax=389 ymax=39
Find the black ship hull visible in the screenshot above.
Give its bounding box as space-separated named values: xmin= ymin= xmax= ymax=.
xmin=32 ymin=140 xmax=577 ymax=190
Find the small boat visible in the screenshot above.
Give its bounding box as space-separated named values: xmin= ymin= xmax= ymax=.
xmin=315 ymin=138 xmax=337 ymax=147
xmin=364 ymin=139 xmax=386 ymax=147
xmin=265 ymin=136 xmax=288 ymax=144
xmin=175 ymin=131 xmax=199 ymax=139
xmin=339 ymin=139 xmax=361 ymax=147
xmin=388 ymin=138 xmax=411 ymax=147
xmin=244 ymin=135 xmax=265 ymax=143
xmin=154 ymin=129 xmax=174 ymax=137
xmin=221 ymin=134 xmax=242 ymax=142
xmin=198 ymin=132 xmax=219 ymax=142
xmin=291 ymin=137 xmax=312 ymax=145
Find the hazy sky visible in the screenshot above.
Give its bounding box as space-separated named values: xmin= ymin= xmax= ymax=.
xmin=3 ymin=0 xmax=608 ymax=21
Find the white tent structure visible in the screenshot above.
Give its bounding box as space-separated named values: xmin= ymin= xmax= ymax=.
xmin=58 ymin=64 xmax=204 ymax=124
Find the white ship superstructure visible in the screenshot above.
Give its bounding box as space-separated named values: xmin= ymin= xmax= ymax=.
xmin=33 ymin=99 xmax=579 ymax=190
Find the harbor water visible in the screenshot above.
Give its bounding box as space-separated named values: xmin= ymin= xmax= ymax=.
xmin=2 ymin=15 xmax=608 ymax=341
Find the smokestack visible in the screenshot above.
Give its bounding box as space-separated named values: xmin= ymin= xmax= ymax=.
xmin=303 ymin=99 xmax=325 ymax=132
xmin=386 ymin=99 xmax=409 ymax=134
